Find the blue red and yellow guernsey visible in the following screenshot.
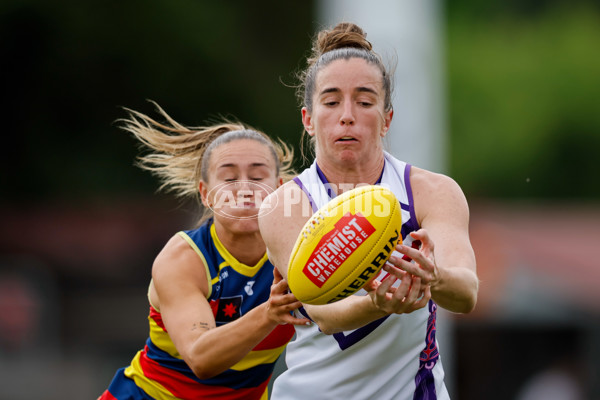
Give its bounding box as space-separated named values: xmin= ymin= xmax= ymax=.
xmin=108 ymin=220 xmax=295 ymax=400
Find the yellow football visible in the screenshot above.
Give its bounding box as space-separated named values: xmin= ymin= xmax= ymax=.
xmin=287 ymin=185 xmax=402 ymax=305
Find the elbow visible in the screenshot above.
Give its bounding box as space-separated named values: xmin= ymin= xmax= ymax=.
xmin=191 ymin=366 xmax=214 ymax=380
xmin=452 ymin=283 xmax=479 ymax=314
xmin=452 ymin=271 xmax=480 ymax=314
xmin=317 ymin=323 xmax=338 ymax=336
xmin=463 ymin=277 xmax=480 ymax=313
xmin=190 ymin=363 xmax=223 ymax=380
xmin=313 ymin=316 xmax=353 ymax=335
xmin=442 ymin=294 xmax=477 ymax=314
xmin=310 ymin=315 xmax=340 ymax=335
xmin=459 ymin=292 xmax=478 ymax=314
xmin=435 ymin=281 xmax=479 ymax=314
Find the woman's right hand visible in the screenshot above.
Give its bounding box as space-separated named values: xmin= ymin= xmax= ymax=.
xmin=266 ymin=268 xmax=311 ymax=326
xmin=366 ymin=262 xmax=431 ymax=315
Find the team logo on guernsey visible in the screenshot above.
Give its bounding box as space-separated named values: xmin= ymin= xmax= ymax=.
xmin=244 ymin=281 xmax=255 ymax=296
xmin=303 ymin=212 xmax=375 ymax=288
xmin=211 ymin=295 xmax=242 ymax=323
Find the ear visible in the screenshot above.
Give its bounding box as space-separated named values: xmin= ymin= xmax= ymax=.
xmin=301 ymin=107 xmax=315 ymax=137
xmin=381 ymin=109 xmax=394 ymax=137
xmin=198 ymin=180 xmax=211 ymax=207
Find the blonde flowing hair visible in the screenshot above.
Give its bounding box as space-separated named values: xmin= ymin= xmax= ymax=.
xmin=118 ymin=101 xmax=294 ymax=221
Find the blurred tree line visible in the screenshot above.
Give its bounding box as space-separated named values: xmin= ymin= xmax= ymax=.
xmin=1 ymin=0 xmax=598 ymax=202
xmin=447 ymin=0 xmax=600 ymax=199
xmin=0 ymin=0 xmax=314 ymax=203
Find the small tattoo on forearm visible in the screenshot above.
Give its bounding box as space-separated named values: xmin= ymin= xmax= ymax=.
xmin=191 ymin=322 xmax=211 ymax=331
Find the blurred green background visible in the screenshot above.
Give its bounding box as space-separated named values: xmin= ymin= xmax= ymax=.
xmin=1 ymin=0 xmax=599 ymax=202
xmin=1 ymin=0 xmax=599 ymax=399
xmin=447 ymin=0 xmax=600 ymax=200
xmin=1 ymin=0 xmax=313 ymax=202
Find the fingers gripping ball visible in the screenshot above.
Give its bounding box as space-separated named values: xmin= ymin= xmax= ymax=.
xmin=287 ymin=185 xmax=402 ymax=305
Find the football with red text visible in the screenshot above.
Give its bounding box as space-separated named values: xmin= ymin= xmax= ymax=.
xmin=287 ymin=185 xmax=402 ymax=305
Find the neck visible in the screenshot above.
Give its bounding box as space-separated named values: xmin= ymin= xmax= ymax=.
xmin=213 ymin=221 xmax=266 ymax=266
xmin=316 ymin=151 xmax=385 ymax=195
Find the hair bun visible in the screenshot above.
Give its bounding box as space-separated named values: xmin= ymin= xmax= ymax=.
xmin=315 ymin=22 xmax=372 ymax=56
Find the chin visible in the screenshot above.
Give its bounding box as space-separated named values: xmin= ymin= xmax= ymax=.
xmin=215 ymin=208 xmax=260 ymax=229
xmin=229 ymin=218 xmax=261 ymax=235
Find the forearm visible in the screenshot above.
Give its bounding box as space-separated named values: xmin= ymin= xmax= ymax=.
xmin=305 ymin=295 xmax=387 ymax=335
xmin=187 ymin=303 xmax=277 ymax=379
xmin=431 ymin=266 xmax=479 ymax=313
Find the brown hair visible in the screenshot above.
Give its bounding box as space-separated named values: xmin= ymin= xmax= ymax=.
xmin=298 ymin=22 xmax=393 ymax=113
xmin=295 ymin=22 xmax=393 ymax=160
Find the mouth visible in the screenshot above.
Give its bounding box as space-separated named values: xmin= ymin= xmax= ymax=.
xmin=336 ymin=136 xmax=358 ymax=143
xmin=234 ymin=200 xmax=256 ymax=209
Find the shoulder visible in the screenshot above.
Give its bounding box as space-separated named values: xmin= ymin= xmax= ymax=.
xmin=150 ymin=232 xmax=211 ymax=308
xmin=410 ymin=166 xmax=466 ymax=200
xmin=411 ymin=164 xmax=461 ymax=187
xmin=259 ymin=180 xmax=309 ymax=235
xmin=153 ymin=233 xmax=209 ymax=285
xmin=260 ymin=180 xmax=307 ymax=221
xmin=259 ymin=181 xmax=311 ymax=277
xmin=409 ymin=166 xmax=469 ymax=225
xmin=156 ymin=233 xmax=195 ymax=259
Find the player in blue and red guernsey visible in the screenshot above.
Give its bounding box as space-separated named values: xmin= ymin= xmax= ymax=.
xmin=99 ymin=104 xmax=309 ymax=400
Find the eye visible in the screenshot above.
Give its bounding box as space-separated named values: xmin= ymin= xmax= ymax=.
xmin=320 ymin=96 xmax=339 ymax=107
xmin=357 ymin=99 xmax=374 ymax=107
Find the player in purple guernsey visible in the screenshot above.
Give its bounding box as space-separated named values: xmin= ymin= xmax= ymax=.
xmin=258 ymin=23 xmax=479 ymax=399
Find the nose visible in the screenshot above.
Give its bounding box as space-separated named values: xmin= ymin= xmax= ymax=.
xmin=235 ymin=179 xmax=255 ymax=197
xmin=235 ymin=179 xmax=252 ymax=193
xmin=339 ymin=102 xmax=355 ymax=126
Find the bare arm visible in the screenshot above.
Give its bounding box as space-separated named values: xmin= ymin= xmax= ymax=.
xmin=152 ymin=234 xmax=308 ymax=380
xmin=259 ymin=183 xmax=431 ymax=334
xmin=258 ymin=182 xmax=311 ymax=280
xmin=301 ymin=265 xmax=431 ymax=334
xmin=394 ymin=168 xmax=479 ymax=313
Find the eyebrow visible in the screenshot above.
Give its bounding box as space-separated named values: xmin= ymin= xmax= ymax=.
xmin=319 ymin=86 xmax=378 ymax=96
xmin=217 ymin=162 xmax=269 ymax=169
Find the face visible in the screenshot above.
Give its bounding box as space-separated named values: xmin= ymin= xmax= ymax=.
xmin=199 ymin=139 xmax=281 ymax=234
xmin=302 ymin=57 xmax=393 ymax=168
